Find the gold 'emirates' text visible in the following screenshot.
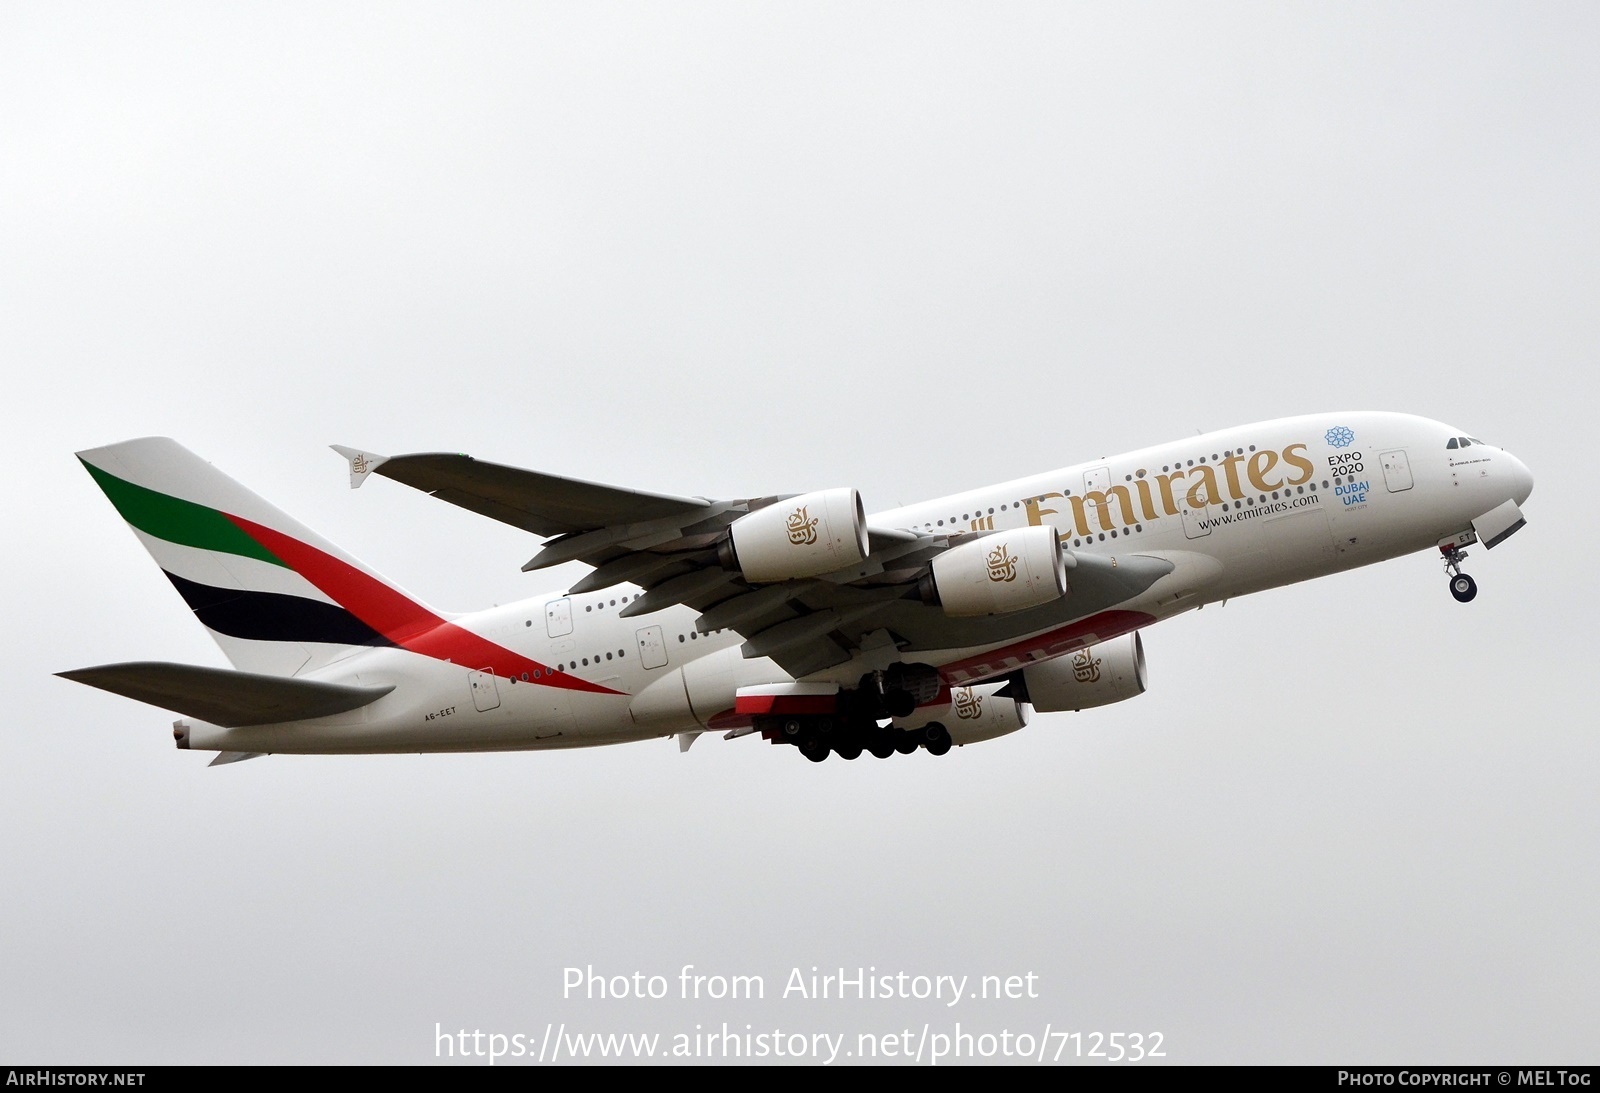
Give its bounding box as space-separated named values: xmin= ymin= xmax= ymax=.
xmin=1025 ymin=443 xmax=1316 ymax=538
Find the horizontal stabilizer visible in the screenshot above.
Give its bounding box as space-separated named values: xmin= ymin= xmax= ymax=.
xmin=209 ymin=750 xmax=265 ymax=766
xmin=58 ymin=662 xmax=394 ymax=727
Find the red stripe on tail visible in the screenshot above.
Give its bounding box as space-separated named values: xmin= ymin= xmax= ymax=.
xmin=227 ymin=515 xmax=620 ymax=695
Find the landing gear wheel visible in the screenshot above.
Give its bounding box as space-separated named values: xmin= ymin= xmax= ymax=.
xmin=1440 ymin=544 xmax=1476 ymax=603
xmin=834 ymin=741 xmax=862 ymax=760
xmin=893 ymin=732 xmax=919 ymax=756
xmin=781 ymin=718 xmax=804 ymax=738
xmin=923 ymin=723 xmax=953 ymax=757
xmin=867 ymin=734 xmax=896 ymax=759
xmin=800 ymin=740 xmax=829 ymax=763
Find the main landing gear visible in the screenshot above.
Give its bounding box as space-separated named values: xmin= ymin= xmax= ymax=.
xmin=761 ymin=668 xmax=953 ymax=763
xmin=1441 ymin=544 xmax=1477 ymax=603
xmin=762 ymin=714 xmax=954 ymax=763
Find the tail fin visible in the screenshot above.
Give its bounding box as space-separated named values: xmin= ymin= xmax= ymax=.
xmin=77 ymin=438 xmax=442 ymax=677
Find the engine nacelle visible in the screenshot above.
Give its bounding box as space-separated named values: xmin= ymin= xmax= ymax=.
xmin=920 ymin=525 xmax=1067 ymax=617
xmin=894 ymin=682 xmax=1031 ymax=746
xmin=1018 ymin=633 xmax=1147 ymax=712
xmin=722 ymin=488 xmax=869 ymax=583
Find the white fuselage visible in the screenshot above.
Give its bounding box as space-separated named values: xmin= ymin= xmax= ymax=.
xmin=179 ymin=412 xmax=1533 ymax=755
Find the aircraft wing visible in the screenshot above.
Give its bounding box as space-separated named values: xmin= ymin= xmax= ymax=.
xmin=338 ymin=448 xmax=1172 ymax=679
xmin=365 ymin=452 xmax=711 ymax=538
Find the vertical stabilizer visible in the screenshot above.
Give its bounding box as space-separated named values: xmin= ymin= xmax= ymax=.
xmin=77 ymin=438 xmax=441 ymax=676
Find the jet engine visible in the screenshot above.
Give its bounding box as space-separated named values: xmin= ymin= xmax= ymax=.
xmin=720 ymin=488 xmax=869 ymax=583
xmin=919 ymin=525 xmax=1067 ymax=617
xmin=894 ymin=682 xmax=1031 ymax=747
xmin=1013 ymin=633 xmax=1147 ymax=712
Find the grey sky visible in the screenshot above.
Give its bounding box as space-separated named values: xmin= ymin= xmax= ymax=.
xmin=2 ymin=3 xmax=1595 ymax=1063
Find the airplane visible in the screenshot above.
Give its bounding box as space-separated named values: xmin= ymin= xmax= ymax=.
xmin=59 ymin=411 xmax=1533 ymax=765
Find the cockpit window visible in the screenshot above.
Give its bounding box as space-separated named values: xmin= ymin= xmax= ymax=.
xmin=1446 ymin=438 xmax=1459 ymax=449
xmin=1460 ymin=438 xmax=1472 ymax=447
xmin=1469 ymin=437 xmax=1485 ymax=444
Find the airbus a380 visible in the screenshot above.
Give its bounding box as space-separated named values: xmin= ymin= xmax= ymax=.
xmin=61 ymin=412 xmax=1532 ymax=765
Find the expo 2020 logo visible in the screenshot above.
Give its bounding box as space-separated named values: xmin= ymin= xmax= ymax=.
xmin=1325 ymin=426 xmax=1355 ymax=448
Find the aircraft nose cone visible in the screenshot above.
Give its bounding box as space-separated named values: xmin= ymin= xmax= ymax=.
xmin=1509 ymin=452 xmax=1534 ymax=505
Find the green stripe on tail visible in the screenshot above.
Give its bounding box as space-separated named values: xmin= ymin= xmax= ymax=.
xmin=81 ymin=460 xmax=287 ymax=567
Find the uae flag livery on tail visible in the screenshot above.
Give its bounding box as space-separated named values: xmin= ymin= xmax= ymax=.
xmin=73 ymin=438 xmax=611 ymax=692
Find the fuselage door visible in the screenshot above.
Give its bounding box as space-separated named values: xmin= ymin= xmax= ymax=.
xmin=469 ymin=668 xmax=501 ymax=712
xmin=1181 ymin=503 xmax=1212 ymax=539
xmin=1380 ymin=450 xmax=1414 ymax=492
xmin=636 ymin=625 xmax=668 ymax=670
xmin=1083 ymin=466 xmax=1110 ymax=494
xmin=546 ymin=597 xmax=573 ymax=637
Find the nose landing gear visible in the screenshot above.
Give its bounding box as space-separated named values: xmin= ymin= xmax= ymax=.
xmin=1442 ymin=544 xmax=1477 ymax=603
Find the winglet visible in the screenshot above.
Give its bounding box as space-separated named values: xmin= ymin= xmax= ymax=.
xmin=331 ymin=445 xmax=388 ymax=489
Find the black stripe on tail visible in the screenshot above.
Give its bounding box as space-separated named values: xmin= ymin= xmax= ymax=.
xmin=163 ymin=571 xmax=394 ymax=648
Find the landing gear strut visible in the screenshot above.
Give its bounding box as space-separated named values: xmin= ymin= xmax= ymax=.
xmin=1442 ymin=544 xmax=1477 ymax=603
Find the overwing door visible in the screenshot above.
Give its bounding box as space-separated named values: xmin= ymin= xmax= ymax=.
xmin=545 ymin=597 xmax=573 ymax=637
xmin=635 ymin=626 xmax=668 ymax=670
